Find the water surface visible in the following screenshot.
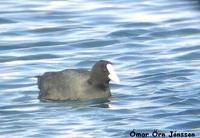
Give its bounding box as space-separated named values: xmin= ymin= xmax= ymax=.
xmin=0 ymin=0 xmax=200 ymax=137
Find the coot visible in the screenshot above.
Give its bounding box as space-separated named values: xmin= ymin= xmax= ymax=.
xmin=38 ymin=60 xmax=120 ymax=101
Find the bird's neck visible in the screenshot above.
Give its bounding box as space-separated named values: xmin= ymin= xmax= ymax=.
xmin=87 ymin=78 xmax=109 ymax=89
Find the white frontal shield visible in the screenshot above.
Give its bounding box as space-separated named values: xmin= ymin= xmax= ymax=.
xmin=106 ymin=64 xmax=120 ymax=84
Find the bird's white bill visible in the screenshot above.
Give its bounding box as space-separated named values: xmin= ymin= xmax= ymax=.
xmin=106 ymin=64 xmax=120 ymax=84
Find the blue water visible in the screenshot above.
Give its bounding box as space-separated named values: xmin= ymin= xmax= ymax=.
xmin=0 ymin=0 xmax=200 ymax=137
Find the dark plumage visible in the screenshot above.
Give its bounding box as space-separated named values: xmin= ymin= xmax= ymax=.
xmin=37 ymin=60 xmax=120 ymax=101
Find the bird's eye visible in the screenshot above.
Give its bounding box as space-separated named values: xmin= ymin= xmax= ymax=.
xmin=102 ymin=64 xmax=107 ymax=72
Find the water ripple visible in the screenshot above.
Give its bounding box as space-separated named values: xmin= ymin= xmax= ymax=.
xmin=0 ymin=0 xmax=200 ymax=137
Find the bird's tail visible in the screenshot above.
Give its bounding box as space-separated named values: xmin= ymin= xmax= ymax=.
xmin=34 ymin=75 xmax=41 ymax=78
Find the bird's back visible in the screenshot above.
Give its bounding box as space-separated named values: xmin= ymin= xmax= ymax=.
xmin=38 ymin=69 xmax=90 ymax=100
